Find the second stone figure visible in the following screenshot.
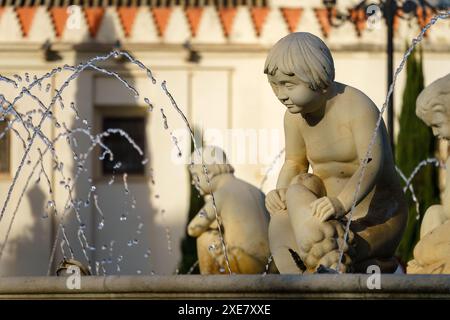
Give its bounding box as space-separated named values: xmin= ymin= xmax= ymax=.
xmin=187 ymin=146 xmax=272 ymax=274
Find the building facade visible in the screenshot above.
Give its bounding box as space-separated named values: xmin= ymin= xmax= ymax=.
xmin=0 ymin=0 xmax=449 ymax=276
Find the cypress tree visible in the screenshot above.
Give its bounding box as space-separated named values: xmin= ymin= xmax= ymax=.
xmin=395 ymin=45 xmax=440 ymax=265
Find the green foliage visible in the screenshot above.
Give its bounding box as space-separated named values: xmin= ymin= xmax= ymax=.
xmin=395 ymin=45 xmax=441 ymax=264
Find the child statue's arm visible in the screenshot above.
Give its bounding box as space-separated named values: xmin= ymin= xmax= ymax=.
xmin=277 ymin=111 xmax=309 ymax=189
xmin=266 ymin=111 xmax=308 ymax=214
xmin=187 ymin=195 xmax=217 ymax=237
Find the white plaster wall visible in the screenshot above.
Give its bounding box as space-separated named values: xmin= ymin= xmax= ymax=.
xmin=0 ymin=2 xmax=449 ymax=275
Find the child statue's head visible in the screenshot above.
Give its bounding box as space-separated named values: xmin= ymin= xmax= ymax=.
xmin=189 ymin=146 xmax=234 ymax=195
xmin=264 ymin=32 xmax=335 ymax=115
xmin=416 ymin=73 xmax=450 ymax=139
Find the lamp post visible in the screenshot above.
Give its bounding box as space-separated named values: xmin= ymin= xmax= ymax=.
xmin=386 ymin=0 xmax=396 ymax=154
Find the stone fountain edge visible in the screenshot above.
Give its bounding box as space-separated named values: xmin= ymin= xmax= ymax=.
xmin=0 ymin=274 xmax=450 ymax=299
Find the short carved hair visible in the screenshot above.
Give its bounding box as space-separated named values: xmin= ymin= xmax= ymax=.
xmin=189 ymin=146 xmax=235 ymax=178
xmin=264 ymin=32 xmax=335 ymax=91
xmin=416 ymin=73 xmax=450 ymax=122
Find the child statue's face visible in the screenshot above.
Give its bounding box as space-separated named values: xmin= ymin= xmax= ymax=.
xmin=423 ymin=105 xmax=450 ymax=140
xmin=268 ymin=69 xmax=324 ymax=115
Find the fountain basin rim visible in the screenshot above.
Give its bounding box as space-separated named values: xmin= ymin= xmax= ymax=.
xmin=0 ymin=274 xmax=449 ymax=299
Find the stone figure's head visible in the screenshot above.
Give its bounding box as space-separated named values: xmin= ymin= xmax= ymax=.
xmin=56 ymin=259 xmax=91 ymax=276
xmin=189 ymin=146 xmax=234 ymax=195
xmin=264 ymin=32 xmax=335 ymax=115
xmin=416 ymin=73 xmax=450 ymax=140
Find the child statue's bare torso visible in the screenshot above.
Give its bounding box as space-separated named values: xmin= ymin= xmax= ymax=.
xmin=270 ymin=82 xmax=407 ymax=273
xmin=294 ymin=83 xmax=402 ymax=220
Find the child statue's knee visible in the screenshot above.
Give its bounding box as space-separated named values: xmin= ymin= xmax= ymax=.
xmin=289 ymin=173 xmax=326 ymax=198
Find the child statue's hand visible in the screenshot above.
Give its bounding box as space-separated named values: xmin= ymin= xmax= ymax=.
xmin=265 ymin=189 xmax=287 ymax=215
xmin=310 ymin=197 xmax=346 ymax=222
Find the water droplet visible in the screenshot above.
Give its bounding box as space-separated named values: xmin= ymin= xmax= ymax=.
xmin=136 ymin=270 xmax=142 ymax=275
xmin=219 ymin=267 xmax=225 ymax=273
xmin=13 ymin=74 xmax=22 ymax=82
xmin=117 ymin=255 xmax=123 ymax=262
xmin=82 ymin=119 xmax=88 ymax=126
xmin=90 ymin=185 xmax=96 ymax=192
xmin=208 ymin=244 xmax=216 ymax=252
xmin=101 ymin=245 xmax=108 ymax=250
xmin=25 ymin=73 xmax=29 ymax=82
xmin=45 ymin=83 xmax=51 ymax=92
xmin=84 ymin=200 xmax=90 ymax=207
xmin=133 ymin=239 xmax=139 ymax=245
xmin=141 ymin=158 xmax=149 ymax=165
xmin=88 ymin=178 xmax=93 ymax=183
xmin=120 ymin=214 xmax=127 ymax=222
xmin=97 ymin=221 xmax=104 ymax=230
xmin=138 ymin=223 xmax=144 ymax=229
xmin=80 ymin=223 xmax=86 ymax=230
xmin=144 ymin=98 xmax=154 ymax=111
xmin=127 ymin=240 xmax=133 ymax=247
xmin=47 ymin=200 xmax=55 ymax=208
xmin=114 ymin=162 xmax=122 ymax=169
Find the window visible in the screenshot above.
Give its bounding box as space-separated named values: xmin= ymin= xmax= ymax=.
xmin=0 ymin=120 xmax=10 ymax=175
xmin=102 ymin=116 xmax=146 ymax=175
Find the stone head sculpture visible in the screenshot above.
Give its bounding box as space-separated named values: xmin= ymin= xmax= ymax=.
xmin=416 ymin=73 xmax=450 ymax=139
xmin=264 ymin=32 xmax=335 ymax=116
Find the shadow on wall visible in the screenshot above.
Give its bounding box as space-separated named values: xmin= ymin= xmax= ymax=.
xmin=1 ymin=184 xmax=50 ymax=276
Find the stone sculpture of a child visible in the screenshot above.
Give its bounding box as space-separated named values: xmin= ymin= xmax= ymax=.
xmin=187 ymin=146 xmax=272 ymax=274
xmin=264 ymin=32 xmax=408 ymax=273
xmin=408 ymin=73 xmax=450 ymax=274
